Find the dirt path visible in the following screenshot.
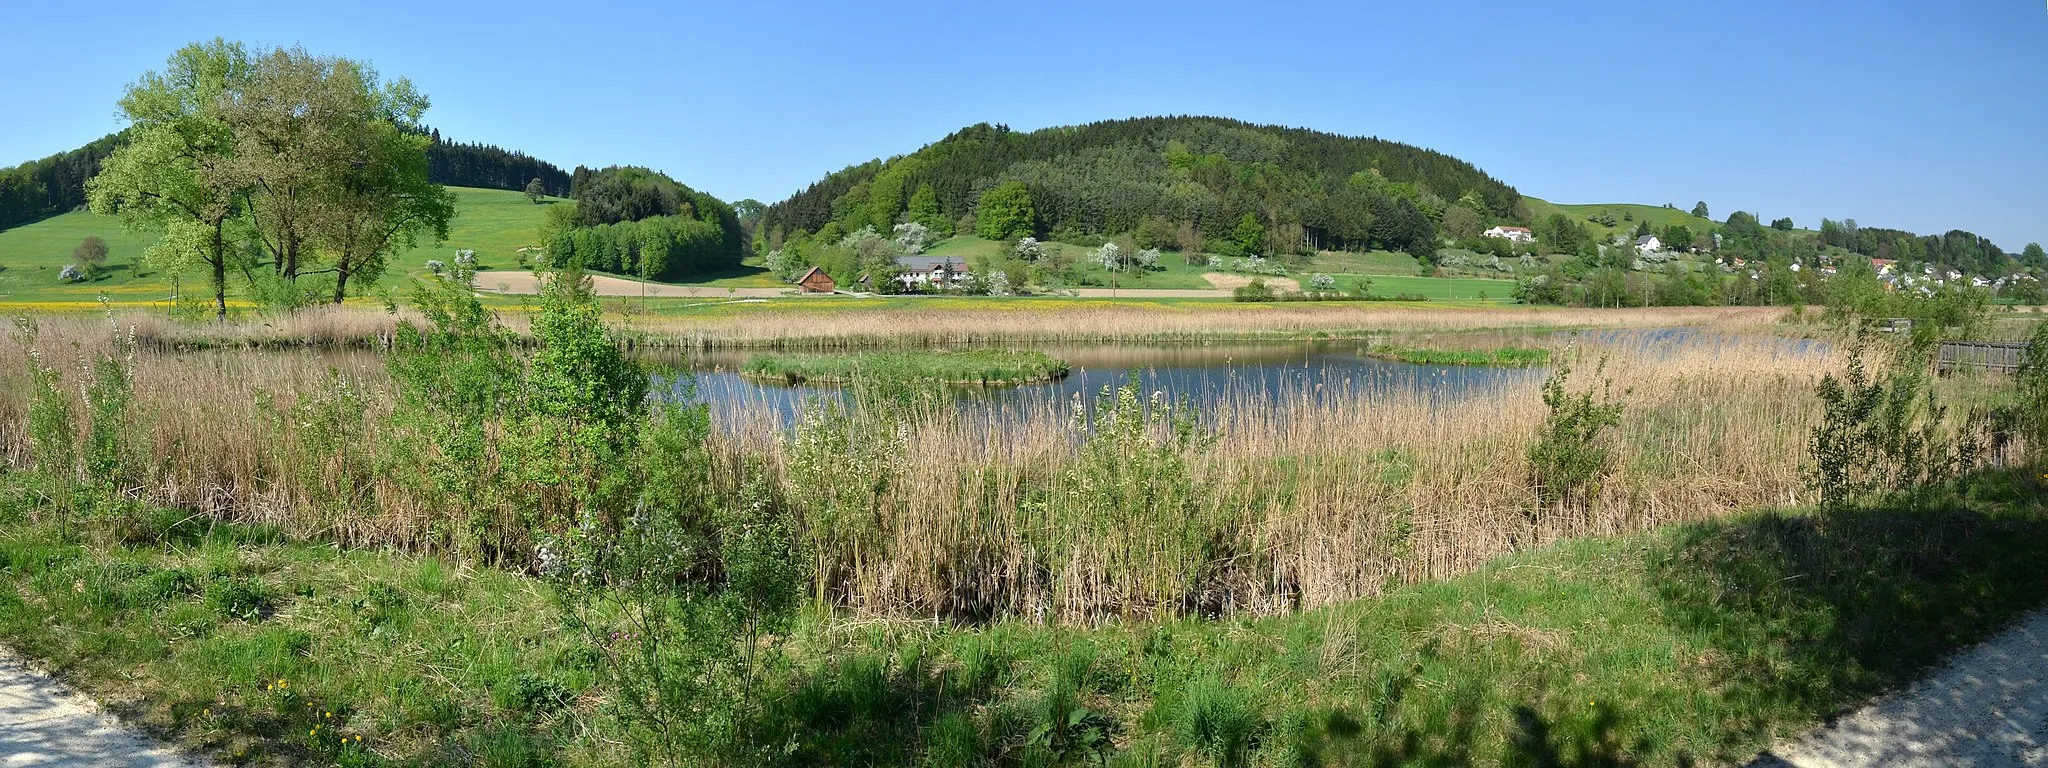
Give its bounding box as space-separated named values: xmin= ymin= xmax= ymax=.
xmin=0 ymin=647 xmax=211 ymax=767
xmin=1749 ymin=608 xmax=2048 ymax=767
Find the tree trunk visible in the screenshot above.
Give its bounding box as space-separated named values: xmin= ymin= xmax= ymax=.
xmin=332 ymin=262 xmax=350 ymax=304
xmin=211 ymin=220 xmax=228 ymax=323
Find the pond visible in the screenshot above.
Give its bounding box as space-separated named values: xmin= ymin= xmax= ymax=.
xmin=657 ymin=340 xmax=1549 ymax=425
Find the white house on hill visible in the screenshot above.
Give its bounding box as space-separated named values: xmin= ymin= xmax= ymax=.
xmin=1635 ymin=235 xmax=1662 ymax=253
xmin=1483 ymin=225 xmax=1535 ymax=243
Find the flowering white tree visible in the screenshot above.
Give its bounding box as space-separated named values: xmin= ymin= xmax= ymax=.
xmin=424 ymin=259 xmax=446 ymax=274
xmin=1310 ymin=273 xmax=1335 ymax=290
xmin=1135 ymin=248 xmax=1160 ymax=269
xmin=1094 ymin=242 xmax=1123 ymax=271
xmin=1015 ymin=236 xmax=1046 ymax=262
xmin=454 ymin=249 xmax=477 ymax=272
xmin=892 ymin=221 xmax=931 ymax=255
xmin=985 ymin=270 xmax=1013 ymax=296
xmin=763 ymin=249 xmax=805 ymax=282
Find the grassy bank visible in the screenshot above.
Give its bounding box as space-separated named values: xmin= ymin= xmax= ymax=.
xmin=1368 ymin=345 xmax=1552 ymax=367
xmin=3 ymin=469 xmax=2043 ymax=766
xmin=742 ymin=350 xmax=1069 ymax=386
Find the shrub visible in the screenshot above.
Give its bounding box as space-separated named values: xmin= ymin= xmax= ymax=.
xmin=1232 ymin=279 xmax=1275 ymax=303
xmin=1527 ymin=363 xmax=1625 ymax=513
xmin=1806 ymin=338 xmax=1982 ymax=510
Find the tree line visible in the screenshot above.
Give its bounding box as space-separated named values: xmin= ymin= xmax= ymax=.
xmin=424 ymin=130 xmax=571 ymax=197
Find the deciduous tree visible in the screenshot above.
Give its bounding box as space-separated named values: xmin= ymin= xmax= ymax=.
xmin=975 ymin=181 xmax=1035 ymax=240
xmin=88 ymin=38 xmax=255 ymax=321
xmin=525 ymin=177 xmax=546 ymax=203
xmin=72 ymin=236 xmax=109 ymax=276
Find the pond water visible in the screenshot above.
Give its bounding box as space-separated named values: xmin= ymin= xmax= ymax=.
xmin=654 ymin=340 xmax=1549 ymax=425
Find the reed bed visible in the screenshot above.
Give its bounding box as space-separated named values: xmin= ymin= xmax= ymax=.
xmin=15 ymin=302 xmax=1787 ymax=353
xmin=0 ymin=318 xmax=1849 ymax=624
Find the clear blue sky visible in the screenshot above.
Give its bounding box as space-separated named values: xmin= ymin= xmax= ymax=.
xmin=4 ymin=0 xmax=2045 ymax=248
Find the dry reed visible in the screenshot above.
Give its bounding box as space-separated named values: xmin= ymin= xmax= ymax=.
xmin=0 ymin=314 xmax=1846 ymax=624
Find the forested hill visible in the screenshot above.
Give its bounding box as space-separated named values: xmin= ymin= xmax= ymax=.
xmin=759 ymin=116 xmax=1525 ymax=251
xmin=0 ymin=128 xmax=570 ymax=232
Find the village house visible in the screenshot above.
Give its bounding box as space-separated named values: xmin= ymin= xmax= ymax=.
xmin=796 ymin=266 xmax=836 ymax=294
xmin=1871 ymin=258 xmax=1897 ymax=275
xmin=894 ymin=256 xmax=972 ymax=290
xmin=1634 ymin=235 xmax=1662 ymax=253
xmin=1483 ymin=225 xmax=1535 ymax=243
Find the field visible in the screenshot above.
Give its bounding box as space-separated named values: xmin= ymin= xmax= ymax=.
xmin=0 ymin=187 xmax=554 ymax=304
xmin=1522 ymin=195 xmax=1722 ymax=241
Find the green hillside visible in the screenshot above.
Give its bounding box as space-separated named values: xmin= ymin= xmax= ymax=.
xmin=0 ymin=187 xmax=552 ymax=305
xmin=764 ymin=116 xmax=1521 ymax=258
xmin=1523 ymin=196 xmax=1719 ymax=242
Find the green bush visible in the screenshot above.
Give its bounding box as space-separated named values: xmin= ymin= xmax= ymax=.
xmin=1805 ymin=338 xmax=1981 ymax=511
xmin=1231 ymin=279 xmax=1275 ymax=303
xmin=1526 ymin=363 xmax=1625 ymax=513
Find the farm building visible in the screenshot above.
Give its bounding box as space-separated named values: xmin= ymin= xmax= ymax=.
xmin=895 ymin=256 xmax=972 ymax=290
xmin=796 ymin=266 xmax=836 ymax=294
xmin=1483 ymin=225 xmax=1535 ymax=243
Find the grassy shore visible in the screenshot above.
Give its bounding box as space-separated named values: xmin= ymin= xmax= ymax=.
xmin=742 ymin=350 xmax=1069 ymax=386
xmin=3 ymin=469 xmax=2043 ymax=766
xmin=1368 ymin=345 xmax=1551 ymax=367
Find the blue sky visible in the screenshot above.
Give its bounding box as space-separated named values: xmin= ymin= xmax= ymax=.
xmin=3 ymin=0 xmax=2045 ymax=248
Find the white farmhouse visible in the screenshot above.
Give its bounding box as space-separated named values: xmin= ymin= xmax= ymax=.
xmin=1483 ymin=225 xmax=1535 ymax=243
xmin=1634 ymin=235 xmax=1662 ymax=253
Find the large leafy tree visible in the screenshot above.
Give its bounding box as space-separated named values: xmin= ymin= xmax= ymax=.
xmin=314 ymin=99 xmax=456 ymax=303
xmin=87 ymin=39 xmax=255 ymax=321
xmin=975 ymin=181 xmax=1035 ymax=240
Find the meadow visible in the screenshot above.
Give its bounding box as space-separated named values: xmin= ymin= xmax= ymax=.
xmin=0 ymin=187 xmax=553 ymax=305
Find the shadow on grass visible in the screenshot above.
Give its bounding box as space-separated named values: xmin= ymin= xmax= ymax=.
xmin=1648 ymin=468 xmax=2048 ymax=763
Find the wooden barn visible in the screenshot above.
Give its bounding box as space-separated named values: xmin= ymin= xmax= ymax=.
xmin=796 ymin=266 xmax=836 ymax=294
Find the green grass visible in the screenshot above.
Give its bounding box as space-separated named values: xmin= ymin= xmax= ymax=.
xmin=0 ymin=187 xmax=554 ymax=305
xmin=1524 ymin=195 xmax=1721 ymax=242
xmin=2 ymin=469 xmax=2043 ymax=765
xmin=741 ymin=349 xmax=1070 ymax=385
xmin=1370 ymin=345 xmax=1551 ymax=366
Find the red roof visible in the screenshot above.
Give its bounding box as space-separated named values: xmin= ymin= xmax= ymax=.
xmin=1495 ymin=226 xmax=1533 ymax=233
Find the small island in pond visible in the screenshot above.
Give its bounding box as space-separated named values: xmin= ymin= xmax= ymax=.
xmin=741 ymin=349 xmax=1071 ymax=386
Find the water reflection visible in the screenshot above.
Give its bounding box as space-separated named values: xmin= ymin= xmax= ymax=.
xmin=655 ymin=340 xmax=1548 ymax=427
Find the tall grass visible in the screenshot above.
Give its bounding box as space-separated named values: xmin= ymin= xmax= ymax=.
xmin=0 ymin=319 xmax=1885 ymax=624
xmin=14 ymin=303 xmax=1789 ymax=352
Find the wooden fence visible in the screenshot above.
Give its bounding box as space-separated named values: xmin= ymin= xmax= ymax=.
xmin=1936 ymin=341 xmax=2029 ymax=375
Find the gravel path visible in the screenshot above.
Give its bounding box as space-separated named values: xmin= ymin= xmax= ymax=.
xmin=1750 ymin=608 xmax=2048 ymax=767
xmin=0 ymin=648 xmax=211 ymax=768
